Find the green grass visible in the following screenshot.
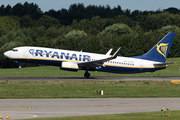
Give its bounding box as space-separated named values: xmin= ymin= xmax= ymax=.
xmin=0 ymin=80 xmax=180 ymax=98
xmin=0 ymin=57 xmax=180 ymax=77
xmin=23 ymin=110 xmax=180 ymax=120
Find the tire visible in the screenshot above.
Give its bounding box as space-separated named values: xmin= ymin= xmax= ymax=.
xmin=84 ymin=71 xmax=90 ymax=78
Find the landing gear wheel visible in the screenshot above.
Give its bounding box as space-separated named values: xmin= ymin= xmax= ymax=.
xmin=84 ymin=71 xmax=90 ymax=78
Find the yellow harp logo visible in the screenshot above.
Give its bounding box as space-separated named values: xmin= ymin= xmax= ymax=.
xmin=156 ymin=43 xmax=169 ymax=58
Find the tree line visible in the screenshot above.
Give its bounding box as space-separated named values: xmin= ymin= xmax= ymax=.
xmin=0 ymin=2 xmax=180 ymax=68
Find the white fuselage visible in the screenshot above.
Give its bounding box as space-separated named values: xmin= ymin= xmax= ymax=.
xmin=4 ymin=47 xmax=166 ymax=73
xmin=4 ymin=46 xmax=166 ymax=74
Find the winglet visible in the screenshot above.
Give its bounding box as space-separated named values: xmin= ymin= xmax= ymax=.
xmin=111 ymin=47 xmax=121 ymax=58
xmin=106 ymin=48 xmax=113 ymax=55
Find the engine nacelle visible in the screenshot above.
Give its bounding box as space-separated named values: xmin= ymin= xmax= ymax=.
xmin=61 ymin=62 xmax=78 ymax=71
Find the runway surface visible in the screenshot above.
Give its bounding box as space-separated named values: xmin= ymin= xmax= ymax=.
xmin=0 ymin=76 xmax=180 ymax=81
xmin=0 ymin=98 xmax=180 ymax=120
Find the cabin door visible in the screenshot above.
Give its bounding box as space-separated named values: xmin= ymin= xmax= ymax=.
xmin=139 ymin=62 xmax=144 ymax=70
xmin=23 ymin=49 xmax=28 ymax=57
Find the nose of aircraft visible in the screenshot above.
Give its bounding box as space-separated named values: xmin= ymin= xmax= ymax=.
xmin=4 ymin=51 xmax=11 ymax=58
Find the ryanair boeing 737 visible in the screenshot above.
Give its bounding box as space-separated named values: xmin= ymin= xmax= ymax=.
xmin=4 ymin=32 xmax=176 ymax=78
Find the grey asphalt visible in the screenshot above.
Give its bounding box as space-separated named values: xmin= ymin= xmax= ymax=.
xmin=0 ymin=76 xmax=180 ymax=81
xmin=0 ymin=98 xmax=180 ymax=120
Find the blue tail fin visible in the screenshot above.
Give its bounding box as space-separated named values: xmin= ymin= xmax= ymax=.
xmin=133 ymin=32 xmax=176 ymax=62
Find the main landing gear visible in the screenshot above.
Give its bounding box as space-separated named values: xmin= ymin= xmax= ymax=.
xmin=84 ymin=70 xmax=90 ymax=78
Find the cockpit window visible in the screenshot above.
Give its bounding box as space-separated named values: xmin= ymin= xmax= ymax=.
xmin=12 ymin=49 xmax=18 ymax=52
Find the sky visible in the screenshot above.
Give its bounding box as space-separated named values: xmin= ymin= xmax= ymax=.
xmin=1 ymin=0 xmax=180 ymax=12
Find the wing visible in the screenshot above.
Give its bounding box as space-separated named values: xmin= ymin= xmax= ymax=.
xmin=78 ymin=47 xmax=121 ymax=68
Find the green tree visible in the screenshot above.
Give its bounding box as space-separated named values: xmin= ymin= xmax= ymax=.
xmin=36 ymin=15 xmax=60 ymax=29
xmin=65 ymin=30 xmax=87 ymax=39
xmin=78 ymin=35 xmax=100 ymax=53
xmin=35 ymin=36 xmax=55 ymax=47
xmin=19 ymin=15 xmax=35 ymax=28
xmin=0 ymin=30 xmax=31 ymax=47
xmin=0 ymin=16 xmax=20 ymax=36
xmin=99 ymin=23 xmax=131 ymax=36
xmin=44 ymin=27 xmax=59 ymax=38
xmin=115 ymin=15 xmax=135 ymax=28
xmin=0 ymin=5 xmax=5 ymax=16
xmin=159 ymin=25 xmax=180 ymax=34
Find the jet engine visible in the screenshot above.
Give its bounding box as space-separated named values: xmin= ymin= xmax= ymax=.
xmin=61 ymin=62 xmax=78 ymax=71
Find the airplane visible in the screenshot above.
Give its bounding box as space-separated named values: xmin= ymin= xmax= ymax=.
xmin=4 ymin=32 xmax=176 ymax=78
